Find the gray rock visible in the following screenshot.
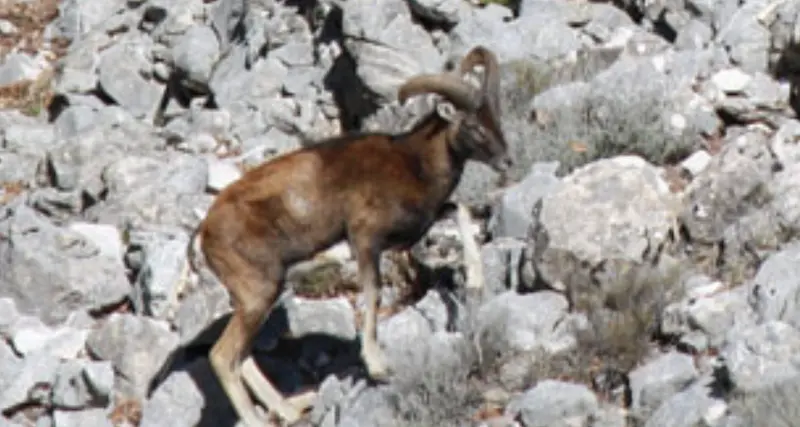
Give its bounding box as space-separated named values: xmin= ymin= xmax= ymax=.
xmin=406 ymin=0 xmax=462 ymax=25
xmin=171 ymin=24 xmax=221 ymax=90
xmin=748 ymin=242 xmax=800 ymax=329
xmin=644 ymin=377 xmax=725 ymax=427
xmin=85 ymin=154 xmax=210 ymax=229
xmin=475 ymin=290 xmax=574 ymax=359
xmin=341 ymin=0 xmax=445 ymax=102
xmin=766 ymin=161 xmax=800 ymax=237
xmin=716 ymin=0 xmax=772 ymax=73
xmin=662 ymin=285 xmax=756 ymax=348
xmin=47 ymin=123 xmax=163 ymax=202
xmin=505 ymin=380 xmax=599 ymax=427
xmin=9 ymin=320 xmax=89 ymax=359
xmin=489 ymin=161 xmax=560 ymax=239
xmin=629 ymin=351 xmax=699 ymax=418
xmin=0 ymin=205 xmax=131 ymax=325
xmin=721 ymin=321 xmax=800 ymax=392
xmin=67 ymin=223 xmax=124 ymax=261
xmin=173 ymin=284 xmax=231 ymax=346
xmin=770 ymin=119 xmax=800 ymax=167
xmin=86 ymin=313 xmax=180 ymax=398
xmin=128 ymin=227 xmax=191 ymax=320
xmin=0 ymin=352 xmax=61 ymax=412
xmin=52 ymin=31 xmax=108 ymax=95
xmin=53 ymin=105 xmax=100 ymax=140
xmin=271 ymin=40 xmax=316 ymax=68
xmin=209 ymin=47 xmax=288 ymax=110
xmin=531 ymin=156 xmax=679 ymax=299
xmin=284 ymin=295 xmax=357 ymax=341
xmin=97 ymin=34 xmax=163 ymax=120
xmin=309 ymin=375 xmax=349 ymax=425
xmin=3 ymin=123 xmax=56 ymax=154
xmin=480 ymin=238 xmax=526 ymax=295
xmin=52 ymin=359 xmax=114 ymax=409
xmin=336 ymin=386 xmax=396 ymax=427
xmin=675 ymin=18 xmax=714 ymax=50
xmin=451 ymin=5 xmax=582 ymax=64
xmin=209 ymin=0 xmax=247 ymax=52
xmin=140 ymin=357 xmax=236 ymax=427
xmin=580 ymin=3 xmax=636 ymax=43
xmin=681 ymin=132 xmax=777 ymax=244
xmin=377 ymin=301 xmax=435 ymax=364
xmin=47 ymin=0 xmax=126 ymax=40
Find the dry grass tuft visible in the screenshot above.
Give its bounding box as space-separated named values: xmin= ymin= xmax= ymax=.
xmin=108 ymin=397 xmax=143 ymax=427
xmin=0 ymin=66 xmax=56 ymax=115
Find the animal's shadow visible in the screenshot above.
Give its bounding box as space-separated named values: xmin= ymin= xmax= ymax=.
xmin=148 ymin=302 xmax=370 ymax=427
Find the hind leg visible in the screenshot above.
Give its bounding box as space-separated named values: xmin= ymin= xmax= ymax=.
xmin=206 ymin=250 xmax=300 ymax=426
xmin=241 ymin=356 xmax=309 ymax=421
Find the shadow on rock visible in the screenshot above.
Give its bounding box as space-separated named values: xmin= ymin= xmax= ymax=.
xmin=145 ymin=303 xmax=369 ymax=427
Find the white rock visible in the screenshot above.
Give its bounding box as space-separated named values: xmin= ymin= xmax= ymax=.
xmin=681 ymin=151 xmax=713 ymax=177
xmin=711 ymin=68 xmax=752 ymax=94
xmin=9 ymin=317 xmax=54 ymax=356
xmin=68 ymin=223 xmax=124 ymax=260
xmin=669 ymin=113 xmax=688 ymax=131
xmin=206 ymin=158 xmax=242 ymax=192
xmin=0 ymin=20 xmax=17 ymax=35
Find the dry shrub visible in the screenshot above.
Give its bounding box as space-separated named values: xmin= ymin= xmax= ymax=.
xmin=385 ymin=334 xmax=485 ymax=427
xmin=109 ymin=397 xmax=143 ymax=427
xmin=0 ymin=67 xmax=55 ymax=115
xmin=472 ymin=260 xmax=685 ymax=409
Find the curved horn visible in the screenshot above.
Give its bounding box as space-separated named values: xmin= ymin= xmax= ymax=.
xmin=458 ymin=46 xmax=501 ymax=117
xmin=398 ymin=74 xmax=481 ymax=112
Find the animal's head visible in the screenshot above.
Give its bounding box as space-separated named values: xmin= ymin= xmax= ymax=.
xmin=397 ymin=46 xmax=512 ymax=175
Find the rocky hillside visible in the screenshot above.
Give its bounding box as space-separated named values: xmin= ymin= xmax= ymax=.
xmin=1 ymin=0 xmax=800 ymax=425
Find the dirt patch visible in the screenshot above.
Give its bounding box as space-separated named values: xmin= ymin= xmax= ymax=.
xmin=0 ymin=0 xmax=66 ymax=57
xmin=0 ymin=0 xmax=69 ymax=115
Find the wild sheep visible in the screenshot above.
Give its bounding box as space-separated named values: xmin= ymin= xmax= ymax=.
xmin=186 ymin=45 xmax=510 ymax=426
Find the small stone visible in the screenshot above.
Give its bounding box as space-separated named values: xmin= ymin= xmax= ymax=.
xmin=206 ymin=158 xmax=242 ymax=192
xmin=710 ymin=68 xmax=752 ymax=94
xmin=669 ymin=113 xmax=688 ymax=131
xmin=680 ymin=151 xmax=712 ymax=177
xmin=0 ymin=20 xmax=17 ymax=35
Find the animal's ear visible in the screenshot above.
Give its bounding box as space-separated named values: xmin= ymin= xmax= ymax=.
xmin=436 ymin=101 xmax=460 ymax=123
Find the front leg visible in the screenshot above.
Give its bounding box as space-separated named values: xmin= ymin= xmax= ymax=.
xmin=351 ymin=239 xmax=391 ymax=381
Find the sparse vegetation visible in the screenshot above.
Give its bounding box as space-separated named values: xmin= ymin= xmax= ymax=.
xmin=507 ymin=84 xmax=699 ymax=179
xmin=500 ymin=53 xmax=699 ymax=182
xmin=463 ymin=259 xmax=685 ymax=416
xmin=385 ymin=336 xmax=484 ymax=427
xmin=729 ymin=377 xmax=800 ymax=427
xmin=0 ymin=0 xmax=66 ymax=116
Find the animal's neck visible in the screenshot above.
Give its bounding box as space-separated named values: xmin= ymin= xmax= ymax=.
xmin=406 ymin=114 xmax=468 ymax=204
